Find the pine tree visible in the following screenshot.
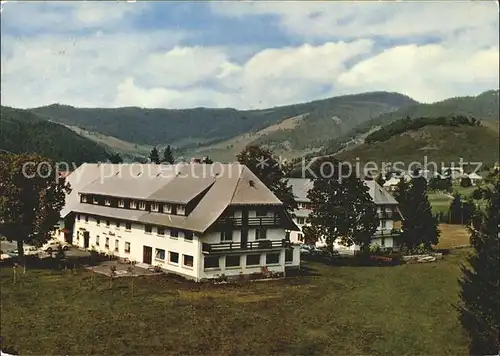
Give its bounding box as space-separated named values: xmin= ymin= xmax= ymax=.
xmin=375 ymin=173 xmax=386 ymax=186
xmin=306 ymin=157 xmax=378 ymax=252
xmin=396 ymin=176 xmax=440 ymax=250
xmin=458 ymin=179 xmax=499 ymax=354
xmin=149 ymin=147 xmax=160 ymax=164
xmin=237 ymin=145 xmax=297 ymax=212
xmin=108 ymin=152 xmax=123 ymax=164
xmin=161 ymin=145 xmax=175 ymax=164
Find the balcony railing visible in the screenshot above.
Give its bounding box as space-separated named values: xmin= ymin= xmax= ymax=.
xmin=373 ymin=228 xmax=401 ymax=237
xmin=216 ymin=216 xmax=282 ymax=227
xmin=202 ymin=239 xmax=291 ymax=253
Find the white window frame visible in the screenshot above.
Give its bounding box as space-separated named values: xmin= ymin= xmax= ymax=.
xmin=118 ymin=199 xmax=125 ymax=208
xmin=130 ymin=201 xmax=137 ymax=209
xmin=114 ymin=239 xmax=119 ymax=252
xmin=183 ymin=254 xmax=194 ymax=268
xmin=105 ymin=199 xmax=111 ymax=206
xmin=124 ymin=242 xmax=131 ymax=253
xmin=169 ymin=251 xmax=179 ymax=265
xmin=151 ymin=202 xmax=159 ymax=212
xmin=138 ymin=201 xmax=146 ymax=210
xmin=81 ymin=195 xmax=87 ymax=203
xmin=164 ymin=204 xmax=172 ymax=213
xmin=155 ymin=248 xmax=166 ymax=261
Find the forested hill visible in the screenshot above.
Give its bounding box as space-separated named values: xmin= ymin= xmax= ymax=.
xmin=30 ymin=92 xmax=418 ymax=151
xmin=0 ymin=106 xmax=110 ymax=164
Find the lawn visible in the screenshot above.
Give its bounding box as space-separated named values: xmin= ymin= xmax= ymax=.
xmin=1 ymin=251 xmax=470 ymax=355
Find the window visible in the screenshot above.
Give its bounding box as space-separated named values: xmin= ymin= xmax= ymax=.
xmin=296 ymin=217 xmax=305 ymax=225
xmin=171 ymin=205 xmax=178 ymax=215
xmin=155 ymin=248 xmax=165 ymax=261
xmin=297 ymin=202 xmax=302 ymax=209
xmin=106 ymin=220 xmax=110 ymax=227
xmin=266 ymin=253 xmax=280 ymax=265
xmin=184 ymin=231 xmax=193 ymax=241
xmin=169 ymin=251 xmax=179 ymax=264
xmin=221 ymin=230 xmax=233 ymax=242
xmin=85 ymin=215 xmax=89 ymax=223
xmin=298 ymin=233 xmax=303 ymax=241
xmin=114 ymin=239 xmax=119 ymax=252
xmin=96 ymin=235 xmax=100 ymax=246
xmin=157 ymin=227 xmax=165 ymax=235
xmin=381 ymin=220 xmax=387 ymax=229
xmin=164 ymin=204 xmax=172 ymax=213
xmin=246 ymin=254 xmax=261 ymax=266
xmin=81 ymin=195 xmax=87 ymax=203
xmin=105 ymin=237 xmax=109 ymax=248
xmin=381 ymin=238 xmax=386 ymax=247
xmin=77 ymin=214 xmax=80 ymax=221
xmin=178 ymin=206 xmax=185 ymax=215
xmin=256 ymin=227 xmax=267 ymax=240
xmin=285 ymin=249 xmax=294 ymax=263
xmin=118 ymin=199 xmax=125 ymax=208
xmin=125 ymin=222 xmax=132 ymax=230
xmin=204 ymin=256 xmax=219 ymax=269
xmin=116 ymin=220 xmax=120 ymax=228
xmin=226 ymin=255 xmax=240 ymax=267
xmin=96 ymin=219 xmax=100 ymax=226
xmin=151 ymin=202 xmax=159 ymax=212
xmin=285 ymin=231 xmax=291 ymax=240
xmin=145 ymin=225 xmax=152 ymax=234
xmin=125 ymin=242 xmax=131 ymax=253
xmin=256 ymin=208 xmax=267 ymax=217
xmin=105 ymin=199 xmax=111 ymax=206
xmin=170 ymin=229 xmax=179 ymax=238
xmin=130 ymin=201 xmax=137 ymax=209
xmin=183 ymin=254 xmax=194 ymax=268
xmin=93 ymin=197 xmax=99 ymax=204
xmin=139 ymin=201 xmax=146 ymax=210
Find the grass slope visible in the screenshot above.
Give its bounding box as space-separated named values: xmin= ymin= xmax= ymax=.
xmin=1 ymin=250 xmax=469 ymax=355
xmin=335 ymin=123 xmax=499 ymax=166
xmin=31 ymin=92 xmax=417 ymax=153
xmin=0 ymin=106 xmax=110 ymax=164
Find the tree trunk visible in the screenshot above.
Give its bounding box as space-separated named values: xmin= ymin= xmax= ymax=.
xmin=16 ymin=239 xmax=25 ymax=273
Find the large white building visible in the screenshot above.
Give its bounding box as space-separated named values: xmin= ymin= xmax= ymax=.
xmin=287 ymin=178 xmax=402 ymax=252
xmin=54 ymin=163 xmax=300 ymax=281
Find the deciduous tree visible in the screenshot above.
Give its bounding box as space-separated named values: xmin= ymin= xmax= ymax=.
xmin=458 ymin=178 xmax=499 ymax=354
xmin=305 ymin=157 xmax=378 ymax=252
xmin=0 ymin=153 xmax=70 ymax=266
xmin=237 ymin=145 xmax=297 ymax=211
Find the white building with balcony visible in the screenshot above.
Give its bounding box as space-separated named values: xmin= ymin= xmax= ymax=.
xmin=54 ymin=163 xmax=300 ymax=281
xmin=287 ymin=178 xmax=402 ymax=252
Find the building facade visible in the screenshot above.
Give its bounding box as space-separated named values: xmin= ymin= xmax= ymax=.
xmin=287 ymin=178 xmax=402 ymax=252
xmin=55 ymin=163 xmax=300 ymax=281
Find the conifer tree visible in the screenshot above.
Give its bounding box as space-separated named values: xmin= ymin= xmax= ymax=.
xmin=161 ymin=145 xmax=175 ymax=164
xmin=149 ymin=147 xmax=160 ymax=164
xmin=459 ymin=179 xmax=499 ymax=354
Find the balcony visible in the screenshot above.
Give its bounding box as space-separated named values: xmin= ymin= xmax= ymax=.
xmin=202 ymin=239 xmax=291 ymax=254
xmin=377 ymin=211 xmax=396 ymax=219
xmin=216 ymin=216 xmax=282 ymax=227
xmin=373 ymin=228 xmax=401 ymax=237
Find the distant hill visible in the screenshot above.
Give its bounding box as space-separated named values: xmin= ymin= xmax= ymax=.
xmin=0 ymin=106 xmax=110 ymax=165
xmin=320 ymin=89 xmax=500 ymax=157
xmin=30 ymin=92 xmax=418 ymax=160
xmin=334 ymin=122 xmax=499 ymax=167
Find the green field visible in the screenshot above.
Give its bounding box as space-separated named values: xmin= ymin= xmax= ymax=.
xmin=1 ymin=250 xmax=470 ymax=355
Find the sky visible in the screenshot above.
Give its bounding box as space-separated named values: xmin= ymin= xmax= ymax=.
xmin=1 ymin=1 xmax=499 ymax=110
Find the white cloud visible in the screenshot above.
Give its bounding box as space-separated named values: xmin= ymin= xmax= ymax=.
xmin=1 ymin=2 xmax=498 ymax=110
xmin=337 ymin=43 xmax=499 ymax=102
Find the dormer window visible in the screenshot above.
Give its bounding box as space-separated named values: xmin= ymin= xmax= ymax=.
xmin=130 ymin=201 xmax=137 ymax=209
xmin=118 ymin=199 xmax=124 ymax=208
xmin=93 ymin=197 xmax=99 ymax=204
xmin=164 ymin=204 xmax=172 ymax=213
xmin=105 ymin=199 xmax=111 ymax=206
xmin=151 ymin=202 xmax=159 ymax=212
xmin=138 ymin=201 xmax=146 ymax=210
xmin=81 ymin=195 xmax=87 ymax=203
xmin=177 ymin=205 xmax=185 ymax=216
